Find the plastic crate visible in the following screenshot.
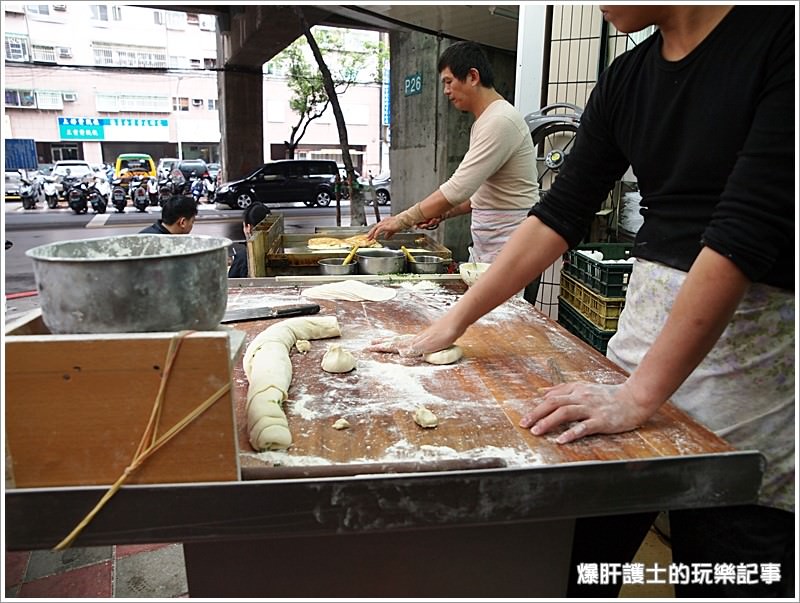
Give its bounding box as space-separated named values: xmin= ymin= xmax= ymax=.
xmin=557 ymin=298 xmax=616 ymax=355
xmin=563 ymin=243 xmax=633 ymax=297
xmin=559 ymin=272 xmax=625 ymax=331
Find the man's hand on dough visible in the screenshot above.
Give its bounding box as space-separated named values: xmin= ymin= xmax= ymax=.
xmin=366 ymin=335 xmax=422 ymax=357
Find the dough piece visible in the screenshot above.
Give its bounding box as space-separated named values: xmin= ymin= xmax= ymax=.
xmin=302 ymin=280 xmax=397 ymax=302
xmin=307 ymin=237 xmax=348 ymax=249
xmin=332 ymin=418 xmax=351 ymax=430
xmin=295 ymin=339 xmax=311 ymax=354
xmin=343 ymin=233 xmax=382 ymax=248
xmin=413 ymin=406 xmax=438 ymax=428
xmin=423 ymin=345 xmax=463 ymax=365
xmin=244 ymin=316 xmax=341 ymax=451
xmin=321 ymin=344 xmax=356 ymax=373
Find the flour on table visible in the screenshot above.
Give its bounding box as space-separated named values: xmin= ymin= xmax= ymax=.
xmin=302 ymin=280 xmax=397 ymax=301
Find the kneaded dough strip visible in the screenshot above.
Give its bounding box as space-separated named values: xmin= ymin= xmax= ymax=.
xmin=243 ymin=315 xmax=342 ymax=451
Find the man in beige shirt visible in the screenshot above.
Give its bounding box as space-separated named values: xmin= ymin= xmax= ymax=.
xmin=368 ymin=40 xmax=539 ymax=266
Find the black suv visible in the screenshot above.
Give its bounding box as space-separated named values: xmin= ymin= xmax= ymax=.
xmin=216 ymin=159 xmax=337 ymax=209
xmin=174 ymin=158 xmax=209 ymax=181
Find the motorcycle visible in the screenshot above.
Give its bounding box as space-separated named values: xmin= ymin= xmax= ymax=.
xmin=110 ymin=178 xmax=127 ymax=213
xmin=43 ymin=176 xmax=59 ymax=209
xmin=147 ymin=176 xmax=160 ymax=206
xmin=87 ymin=178 xmax=107 ymax=214
xmin=129 ymin=175 xmax=149 ymax=212
xmin=19 ymin=172 xmax=40 ymax=210
xmin=67 ymin=178 xmax=89 ymax=214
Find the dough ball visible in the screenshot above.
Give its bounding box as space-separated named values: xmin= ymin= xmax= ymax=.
xmin=321 ymin=344 xmax=357 ymax=373
xmin=295 ymin=339 xmax=311 ymax=354
xmin=423 ymin=345 xmax=463 ymax=365
xmin=413 ymin=406 xmax=438 ymax=428
xmin=332 ymin=418 xmax=351 ymax=430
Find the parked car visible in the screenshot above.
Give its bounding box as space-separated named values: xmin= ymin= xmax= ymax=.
xmin=174 ymin=158 xmax=209 ymax=181
xmin=157 ymin=157 xmax=180 ymax=179
xmin=114 ymin=153 xmax=156 ymax=188
xmin=216 ymin=159 xmax=337 ymax=209
xmin=358 ymin=171 xmax=391 ymax=205
xmin=5 ymin=170 xmax=23 ymax=201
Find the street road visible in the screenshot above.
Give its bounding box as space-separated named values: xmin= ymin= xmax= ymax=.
xmin=3 ymin=199 xmax=384 ymax=294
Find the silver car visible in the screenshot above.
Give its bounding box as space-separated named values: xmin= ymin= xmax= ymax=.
xmin=358 ymin=172 xmax=391 ymax=205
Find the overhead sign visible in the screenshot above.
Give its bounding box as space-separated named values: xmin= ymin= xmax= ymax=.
xmin=5 ymin=138 xmax=38 ymax=170
xmin=382 ymin=67 xmax=391 ymax=125
xmin=58 ymin=117 xmax=169 ymax=141
xmin=404 ymin=72 xmax=422 ymax=97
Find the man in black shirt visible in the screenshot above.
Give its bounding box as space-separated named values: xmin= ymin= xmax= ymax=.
xmin=228 ymin=203 xmax=270 ymax=278
xmin=139 ymin=195 xmax=198 ymax=235
xmin=378 ymin=5 xmax=794 ymax=598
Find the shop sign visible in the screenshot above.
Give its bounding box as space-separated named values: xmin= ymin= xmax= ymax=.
xmin=57 ymin=117 xmax=169 ymax=141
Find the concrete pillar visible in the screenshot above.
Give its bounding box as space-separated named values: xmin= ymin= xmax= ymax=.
xmin=219 ymin=68 xmax=263 ymax=183
xmin=389 ymin=32 xmax=517 ymax=262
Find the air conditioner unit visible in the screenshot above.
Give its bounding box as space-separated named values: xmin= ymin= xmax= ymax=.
xmin=57 ymin=47 xmax=72 ymax=59
xmin=53 ymin=4 xmax=67 ymax=11
xmin=191 ymin=98 xmax=204 ymax=107
xmin=62 ymin=92 xmax=77 ymax=102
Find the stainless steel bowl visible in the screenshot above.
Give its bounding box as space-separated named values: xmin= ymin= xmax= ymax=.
xmin=318 ymin=258 xmax=357 ymax=275
xmin=26 ymin=234 xmax=231 ymax=334
xmin=356 ymin=249 xmax=406 ymax=274
xmin=410 ymin=255 xmax=445 ymax=274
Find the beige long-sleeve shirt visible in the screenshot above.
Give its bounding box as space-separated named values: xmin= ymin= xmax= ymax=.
xmin=439 ymin=99 xmax=538 ymax=211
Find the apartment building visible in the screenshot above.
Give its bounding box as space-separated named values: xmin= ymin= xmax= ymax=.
xmin=2 ymin=3 xmax=386 ymax=178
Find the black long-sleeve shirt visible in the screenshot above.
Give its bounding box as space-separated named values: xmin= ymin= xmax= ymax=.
xmin=531 ymin=6 xmax=794 ymax=290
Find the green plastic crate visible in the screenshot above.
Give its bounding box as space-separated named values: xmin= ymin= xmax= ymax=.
xmin=563 ymin=243 xmax=633 ymax=297
xmin=557 ymin=298 xmax=616 ymax=355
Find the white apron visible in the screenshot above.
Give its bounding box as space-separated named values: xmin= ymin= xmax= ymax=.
xmin=607 ymin=259 xmax=795 ymax=512
xmin=469 ymin=207 xmax=529 ymax=263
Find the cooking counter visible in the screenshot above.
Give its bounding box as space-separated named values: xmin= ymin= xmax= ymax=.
xmin=5 ymin=276 xmax=763 ymax=597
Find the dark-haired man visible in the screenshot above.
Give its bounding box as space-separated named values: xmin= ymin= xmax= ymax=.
xmin=228 ymin=202 xmax=270 ymax=278
xmin=368 ymin=40 xmax=539 ymax=268
xmin=139 ymin=195 xmax=197 ymax=234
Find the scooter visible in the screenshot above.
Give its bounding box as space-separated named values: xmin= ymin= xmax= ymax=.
xmin=87 ymin=179 xmax=107 ymax=214
xmin=67 ymin=179 xmax=89 ymax=214
xmin=130 ymin=176 xmax=150 ymax=212
xmin=191 ymin=177 xmax=205 ymax=204
xmin=19 ymin=173 xmax=39 ymax=210
xmin=43 ymin=176 xmax=59 ymax=209
xmin=147 ymin=176 xmax=160 ymax=206
xmin=110 ymin=178 xmax=127 ymax=213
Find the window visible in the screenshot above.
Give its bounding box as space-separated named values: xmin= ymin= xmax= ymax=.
xmin=207 ymin=99 xmax=218 ymax=110
xmin=199 ymin=15 xmax=216 ymax=31
xmin=186 ymin=13 xmax=199 ymax=25
xmin=153 ymin=10 xmax=164 ymax=25
xmin=172 ymin=97 xmax=189 ymax=112
xmin=169 ymin=55 xmax=189 ymax=69
xmin=166 ymin=11 xmax=186 ymax=30
xmin=5 ymin=34 xmax=30 ymax=62
xmin=96 ymin=93 xmax=170 ymax=113
xmin=35 ymin=90 xmax=63 ymax=110
xmin=190 ymin=58 xmax=201 ymax=69
xmin=204 ymin=57 xmax=216 ymax=70
xmin=191 ymin=98 xmax=204 ymax=107
xmin=5 ymin=89 xmax=36 ymax=108
xmin=112 ymin=5 xmax=122 ymax=20
xmin=25 ymin=5 xmax=50 ymax=15
xmin=90 ymin=4 xmax=108 ymax=22
xmin=31 ymin=44 xmax=56 ymax=62
xmin=92 ymin=43 xmax=167 ymax=68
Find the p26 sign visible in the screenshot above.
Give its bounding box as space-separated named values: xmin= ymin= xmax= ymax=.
xmin=404 ymin=72 xmax=423 ymax=97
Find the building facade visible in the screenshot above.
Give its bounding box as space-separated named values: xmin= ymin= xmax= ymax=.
xmin=2 ymin=3 xmax=386 ymax=179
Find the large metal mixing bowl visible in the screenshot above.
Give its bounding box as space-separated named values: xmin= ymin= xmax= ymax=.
xmin=26 ymin=234 xmax=232 ymax=333
xmin=356 ymin=249 xmax=406 ymax=275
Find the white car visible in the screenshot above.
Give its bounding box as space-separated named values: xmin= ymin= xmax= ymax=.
xmin=358 ymin=172 xmax=391 ymax=205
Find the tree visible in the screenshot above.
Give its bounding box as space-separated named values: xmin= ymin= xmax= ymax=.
xmin=276 ymin=27 xmax=367 ymax=162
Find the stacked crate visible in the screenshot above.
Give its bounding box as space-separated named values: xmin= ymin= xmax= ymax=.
xmin=557 ymin=243 xmax=633 ymax=354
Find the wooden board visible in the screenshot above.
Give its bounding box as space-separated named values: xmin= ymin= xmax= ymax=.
xmin=225 ymin=282 xmax=732 ymax=477
xmin=5 ymin=314 xmax=243 ymax=488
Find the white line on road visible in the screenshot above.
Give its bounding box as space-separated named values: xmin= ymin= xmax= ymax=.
xmin=87 ymin=213 xmax=111 ymax=228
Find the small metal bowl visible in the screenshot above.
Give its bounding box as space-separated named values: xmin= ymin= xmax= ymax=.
xmin=356 ymin=249 xmax=406 ymax=274
xmin=410 ymin=255 xmax=445 ymax=274
xmin=318 ymin=258 xmax=357 ymax=275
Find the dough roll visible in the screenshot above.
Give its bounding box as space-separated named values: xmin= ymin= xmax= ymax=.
xmin=243 ymin=316 xmax=341 ymax=450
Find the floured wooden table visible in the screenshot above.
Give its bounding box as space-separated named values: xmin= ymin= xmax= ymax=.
xmin=6 ymin=277 xmax=763 ymax=598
